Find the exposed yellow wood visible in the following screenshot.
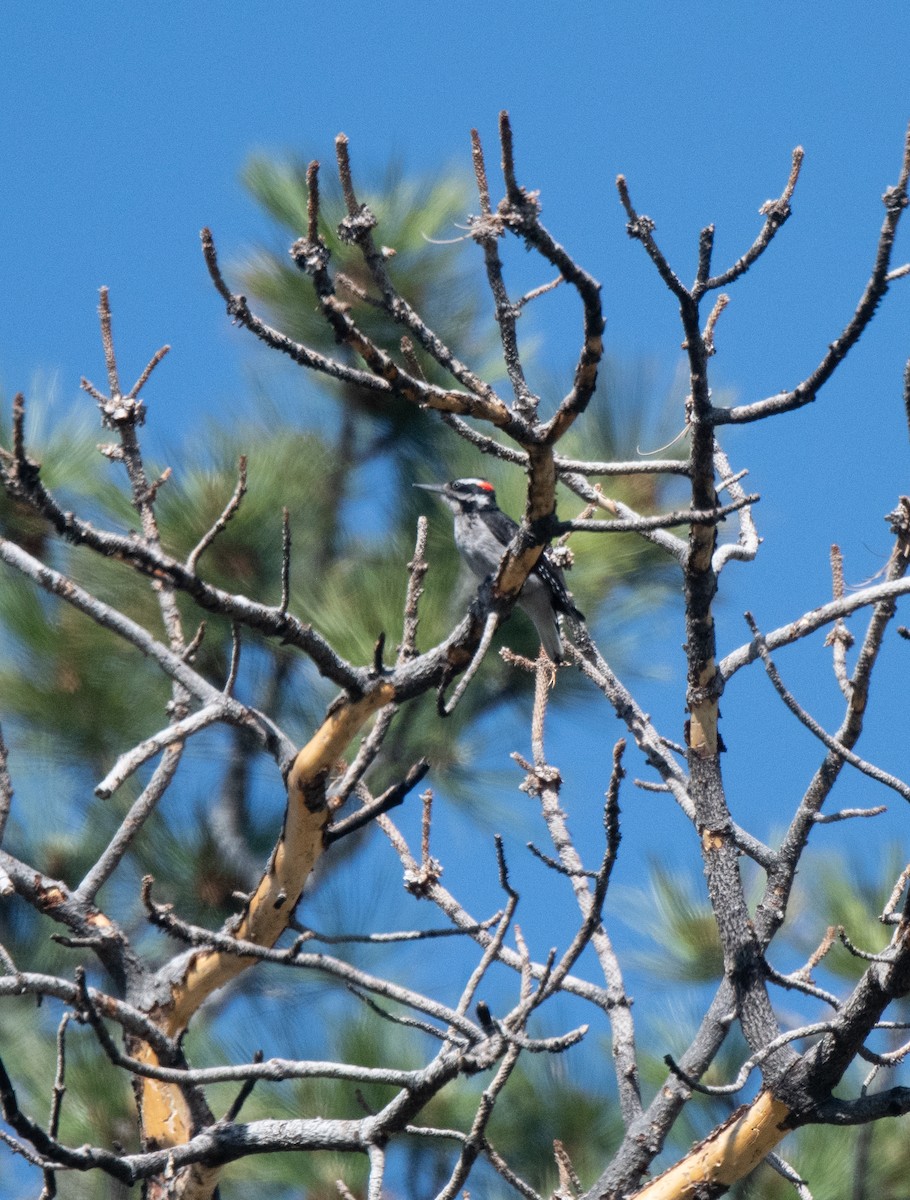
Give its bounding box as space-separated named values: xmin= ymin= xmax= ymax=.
xmin=137 ymin=683 xmax=395 ymax=1170
xmin=498 ymin=443 xmax=555 ymax=597
xmin=632 ymin=1090 xmax=791 ymax=1198
xmin=286 ymin=683 xmax=394 ymax=795
xmin=498 ymin=541 xmax=544 ymax=597
xmin=133 ymin=1038 xmax=196 ymax=1153
xmin=688 ymin=657 xmax=718 ymax=757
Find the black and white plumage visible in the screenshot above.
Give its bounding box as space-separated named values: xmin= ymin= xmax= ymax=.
xmin=414 ymin=478 xmax=583 ymax=662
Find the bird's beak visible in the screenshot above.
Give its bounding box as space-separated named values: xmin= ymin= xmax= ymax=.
xmin=413 ymin=483 xmax=447 ymax=494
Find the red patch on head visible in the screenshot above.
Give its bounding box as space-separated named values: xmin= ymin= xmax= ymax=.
xmin=479 ymin=481 xmax=494 ymax=492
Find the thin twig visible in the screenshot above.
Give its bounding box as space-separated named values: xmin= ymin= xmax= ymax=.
xmin=702 ymin=293 xmax=730 ymax=355
xmin=225 ymin=623 xmax=242 ymax=697
xmin=451 ymin=853 xmax=517 ymax=1024
xmin=220 ymin=1051 xmax=264 ymax=1124
xmin=143 ymin=883 xmax=486 ymax=1040
xmin=469 ymin=126 xmax=539 ymax=416
xmin=326 ymin=759 xmax=430 ymax=843
xmin=826 ymin=543 xmax=855 ymax=698
xmin=765 ymin=1151 xmax=814 ymax=1200
xmin=0 ymin=726 xmax=12 ymax=849
xmin=837 ymin=928 xmax=895 ymax=963
xmin=186 ymin=456 xmax=248 ymax=573
xmin=76 ymin=745 xmax=184 ymax=905
xmin=765 ymin=961 xmax=842 ymax=1011
xmin=720 ymin=574 xmax=910 ymax=680
xmin=290 ymin=914 xmax=500 ymax=944
xmin=440 ymin=413 xmax=690 ymax=476
xmin=95 ymin=704 xmax=225 ymax=799
xmin=712 ymin=443 xmax=760 ymax=572
xmin=616 ymin=174 xmax=688 ymax=301
xmin=558 ymin=491 xmax=759 ymax=535
xmin=745 ymin=612 xmax=910 ymax=802
xmin=696 ymin=146 xmax=804 ymax=296
xmin=399 ymin=515 xmax=428 ymax=661
xmin=98 ymin=286 xmax=120 ymax=396
xmin=438 ymin=610 xmax=499 ymax=716
xmin=0 ymin=538 xmax=296 ymax=772
xmin=665 ymin=1020 xmax=837 ymax=1096
xmin=435 ymin=1042 xmax=523 ymax=1200
xmin=40 ymin=1013 xmax=72 ymax=1198
xmin=280 ymin=507 xmax=291 ymax=614
xmin=714 ymin=128 xmax=910 ymax=424
xmin=813 ymin=806 xmax=886 ymax=824
xmin=882 ymin=864 xmax=910 ymax=923
xmin=560 ymin=471 xmax=688 ymax=563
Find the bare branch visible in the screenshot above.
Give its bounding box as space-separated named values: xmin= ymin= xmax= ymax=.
xmin=97 ymin=285 xmax=120 ymax=397
xmin=616 ymin=174 xmax=688 ymax=301
xmin=438 ymin=610 xmax=499 ymax=715
xmin=0 ymin=470 xmax=366 ymax=692
xmin=186 ymin=455 xmax=248 ymax=573
xmin=326 ymin=759 xmax=430 ymax=843
xmin=813 ymin=805 xmax=887 ymax=824
xmin=442 ymin=412 xmax=691 ymax=476
xmin=882 ymin=864 xmax=910 ymax=923
xmin=280 ymin=506 xmax=291 ymax=614
xmin=665 ymin=1019 xmax=837 ymax=1097
xmin=720 ymin=574 xmax=910 ymax=681
xmin=745 ymin=612 xmax=910 ymax=803
xmin=696 ymin=146 xmax=804 ymax=296
xmin=702 ymin=292 xmax=730 ymax=355
xmin=558 ymin=490 xmax=759 ymax=535
xmin=825 ymin=542 xmax=855 ymax=698
xmin=518 ymin=657 xmax=641 ymax=1124
xmin=399 ymin=514 xmax=428 ymax=661
xmin=491 ymin=113 xmax=604 ymax=437
xmin=0 ymin=536 xmax=295 ymax=769
xmin=0 ymin=726 xmax=12 ymax=850
xmin=560 ymin=471 xmax=688 ymax=563
xmin=714 ymin=128 xmax=910 ymax=424
xmin=765 ymin=1151 xmax=814 ymax=1200
xmin=205 ymin=226 xmax=503 ymax=422
xmin=95 ymin=703 xmax=225 ymax=799
xmin=469 ymin=127 xmax=539 ymax=416
xmin=143 ymin=885 xmax=487 ymax=1042
xmin=328 ymin=140 xmax=504 ymax=406
xmin=76 ymin=744 xmax=184 ymax=905
xmin=712 ymin=443 xmax=760 ymax=572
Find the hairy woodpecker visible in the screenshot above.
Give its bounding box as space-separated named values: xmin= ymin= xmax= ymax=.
xmin=414 ymin=478 xmax=583 ymax=662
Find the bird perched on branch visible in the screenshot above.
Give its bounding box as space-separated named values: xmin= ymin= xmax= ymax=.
xmin=414 ymin=478 xmax=583 ymax=662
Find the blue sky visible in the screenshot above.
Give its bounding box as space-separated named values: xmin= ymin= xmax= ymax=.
xmin=3 ymin=1 xmax=910 ymax=1145
xmin=5 ymin=1 xmax=910 ymax=881
xmin=5 ymin=4 xmax=909 ymax=424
